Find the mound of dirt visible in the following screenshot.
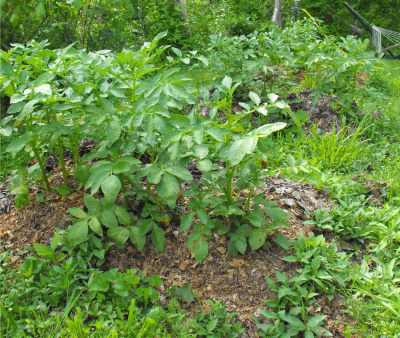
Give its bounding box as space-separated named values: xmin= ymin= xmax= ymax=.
xmin=0 ymin=172 xmax=351 ymax=336
xmin=287 ymin=89 xmax=342 ymax=132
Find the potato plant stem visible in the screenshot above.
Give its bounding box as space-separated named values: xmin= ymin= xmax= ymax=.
xmin=33 ymin=145 xmax=51 ymax=191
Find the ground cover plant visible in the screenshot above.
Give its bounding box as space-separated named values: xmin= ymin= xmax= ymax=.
xmin=1 ymin=17 xmax=400 ymax=336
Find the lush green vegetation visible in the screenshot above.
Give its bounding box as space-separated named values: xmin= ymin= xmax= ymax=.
xmin=1 ymin=1 xmax=400 ymax=335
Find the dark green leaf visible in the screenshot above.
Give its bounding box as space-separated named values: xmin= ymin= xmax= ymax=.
xmin=151 ymin=225 xmax=165 ymax=252
xmin=276 ymin=232 xmax=291 ymax=250
xmin=249 ymin=229 xmax=266 ymax=250
xmin=180 ymin=212 xmax=194 ymax=231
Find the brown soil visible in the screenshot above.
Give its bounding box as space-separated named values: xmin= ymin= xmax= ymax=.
xmin=0 ymin=167 xmax=353 ymax=336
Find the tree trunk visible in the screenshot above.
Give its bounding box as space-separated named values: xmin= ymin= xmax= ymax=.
xmin=176 ymin=0 xmax=192 ymax=36
xmin=271 ymin=0 xmax=282 ymax=29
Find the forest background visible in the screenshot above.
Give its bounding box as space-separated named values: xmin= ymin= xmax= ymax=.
xmin=2 ymin=0 xmax=400 ymax=53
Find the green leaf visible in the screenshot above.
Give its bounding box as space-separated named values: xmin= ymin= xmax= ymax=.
xmin=74 ymin=165 xmax=91 ymax=186
xmin=280 ymin=314 xmax=306 ymax=330
xmin=235 ymin=237 xmax=247 ymax=254
xmin=50 ymin=232 xmax=60 ymax=251
xmin=221 ymin=137 xmax=258 ymax=166
xmin=276 ymin=232 xmax=291 ymax=250
xmin=0 ymin=126 xmax=12 ymax=137
xmin=130 ymin=226 xmax=147 ymax=251
xmin=107 ymin=120 xmax=121 ymax=144
xmin=250 ymin=122 xmax=286 ymax=138
xmin=112 ymin=157 xmax=141 ymax=174
xmin=6 ymin=134 xmax=29 ymax=156
xmin=174 ymin=284 xmax=194 ymax=303
xmin=84 ymin=194 xmax=100 ymax=213
xmin=193 ymin=237 xmax=208 ymax=263
xmin=207 ymin=318 xmax=219 ymax=333
xmin=115 ymin=205 xmax=132 ymax=225
xmin=249 ymin=91 xmax=261 ymax=106
xmin=100 ymin=209 xmax=118 ymax=228
xmin=307 ymin=315 xmax=327 ymax=328
xmin=34 ymin=72 xmax=53 ymax=87
xmin=265 ymin=207 xmax=291 ymax=220
xmin=107 ymin=227 xmax=129 ymax=247
xmin=166 ymin=165 xmax=193 ymax=181
xmin=67 ymin=220 xmax=88 ymax=246
xmin=101 ymin=175 xmax=121 ymax=205
xmin=145 ymin=165 xmax=164 ymax=184
xmin=151 ymin=225 xmax=165 ymax=252
xmin=222 ymin=76 xmax=232 ymax=90
xmin=34 ymin=84 xmax=52 ymax=95
xmin=249 ymin=211 xmax=266 ymax=227
xmin=89 ymin=217 xmax=103 ymax=236
xmin=69 ymin=207 xmax=88 ymax=219
xmin=33 ymin=243 xmax=54 ymax=260
xmin=180 ymin=212 xmax=194 ymax=231
xmin=249 ymin=229 xmax=266 ymax=250
xmin=0 ymin=59 xmax=13 ymax=77
xmin=56 ymin=185 xmax=70 ymax=196
xmin=197 ymin=159 xmax=212 ymax=172
xmin=193 ymin=144 xmax=208 ymax=159
xmin=171 ymin=47 xmax=182 ymax=57
xmin=156 ymin=172 xmax=179 ymax=208
xmin=88 ymin=273 xmax=110 ymax=292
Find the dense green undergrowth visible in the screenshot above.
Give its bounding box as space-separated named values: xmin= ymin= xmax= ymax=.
xmin=1 ymin=19 xmax=400 ymax=336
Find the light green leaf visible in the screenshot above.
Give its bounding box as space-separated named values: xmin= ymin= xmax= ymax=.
xmin=100 ymin=209 xmax=118 ymax=228
xmin=193 ymin=144 xmax=208 ymax=159
xmin=101 ymin=175 xmax=121 ymax=205
xmin=69 ymin=207 xmax=88 ymax=219
xmin=171 ymin=47 xmax=182 ymax=57
xmin=0 ymin=127 xmax=12 ymax=137
xmin=268 ymin=93 xmax=279 ymax=103
xmin=249 ymin=91 xmax=261 ymax=106
xmin=157 ymin=172 xmax=179 ymax=208
xmin=115 ymin=205 xmax=131 ymax=225
xmin=222 ymin=76 xmax=232 ymax=90
xmin=145 ymin=165 xmax=164 ymax=184
xmin=265 ymin=207 xmax=291 ymax=220
xmin=34 ymin=84 xmax=52 ymax=95
xmin=84 ymin=194 xmax=100 ymax=213
xmin=107 ymin=227 xmax=129 ymax=247
xmin=67 ymin=220 xmax=88 ymax=246
xmin=6 ymin=134 xmax=29 ymax=156
xmin=33 ymin=243 xmax=53 ymax=260
xmin=151 ymin=225 xmax=165 ymax=252
xmin=107 ymin=120 xmax=121 ymax=144
xmin=0 ymin=59 xmax=13 ymax=77
xmin=89 ymin=217 xmax=103 ymax=236
xmin=34 ymin=72 xmax=53 ymax=87
xmin=166 ymin=165 xmax=193 ymax=181
xmin=130 ymin=226 xmax=147 ymax=251
xmin=197 ymin=159 xmax=212 ymax=172
xmin=222 ymin=137 xmax=258 ymax=166
xmin=250 ymin=122 xmax=286 ymax=137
